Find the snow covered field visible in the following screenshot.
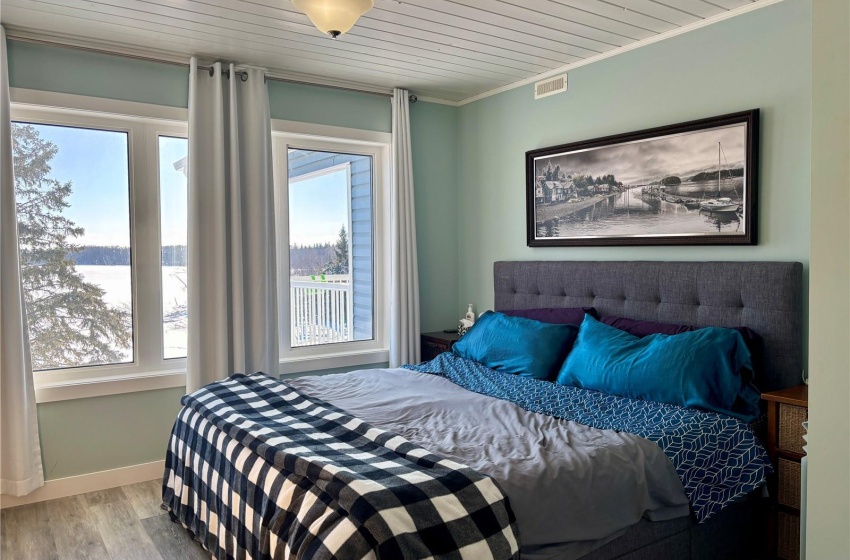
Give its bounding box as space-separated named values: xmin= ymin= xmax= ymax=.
xmin=76 ymin=265 xmax=188 ymax=359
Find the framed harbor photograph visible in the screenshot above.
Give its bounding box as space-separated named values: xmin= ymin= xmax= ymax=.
xmin=526 ymin=110 xmax=759 ymax=247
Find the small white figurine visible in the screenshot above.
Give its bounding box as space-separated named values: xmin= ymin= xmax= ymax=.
xmin=458 ymin=304 xmax=476 ymax=336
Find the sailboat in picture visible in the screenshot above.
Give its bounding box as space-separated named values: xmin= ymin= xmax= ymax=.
xmin=700 ymin=142 xmax=740 ymax=213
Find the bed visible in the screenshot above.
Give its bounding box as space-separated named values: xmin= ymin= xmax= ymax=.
xmin=163 ymin=260 xmax=803 ymax=560
xmin=489 ymin=261 xmax=803 ymax=559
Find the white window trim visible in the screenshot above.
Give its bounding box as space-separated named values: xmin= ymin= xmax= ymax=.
xmin=11 ymin=92 xmax=188 ymax=403
xmin=271 ymin=118 xmax=391 ymax=145
xmin=273 ymin=120 xmax=392 ymax=374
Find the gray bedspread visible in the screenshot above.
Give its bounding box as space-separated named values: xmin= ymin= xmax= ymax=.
xmin=289 ymin=367 xmax=690 ymax=560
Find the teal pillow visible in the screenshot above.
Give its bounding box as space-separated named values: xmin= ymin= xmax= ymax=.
xmin=556 ymin=315 xmax=760 ymax=421
xmin=452 ymin=311 xmax=579 ymax=380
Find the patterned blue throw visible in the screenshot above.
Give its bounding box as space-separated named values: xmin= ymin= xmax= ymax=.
xmin=405 ymin=353 xmax=772 ymax=523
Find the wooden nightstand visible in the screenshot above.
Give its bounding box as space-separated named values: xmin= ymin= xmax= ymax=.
xmin=762 ymin=385 xmax=808 ymax=560
xmin=420 ymin=331 xmax=460 ymax=362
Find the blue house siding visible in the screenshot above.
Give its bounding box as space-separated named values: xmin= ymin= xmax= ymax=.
xmin=288 ymin=149 xmax=374 ymax=342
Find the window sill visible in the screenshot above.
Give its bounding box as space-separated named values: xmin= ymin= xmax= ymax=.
xmin=33 ymin=349 xmax=390 ymax=403
xmin=33 ymin=348 xmax=389 ymax=403
xmin=279 ymin=349 xmax=390 ymax=375
xmin=34 ymin=370 xmax=186 ymax=404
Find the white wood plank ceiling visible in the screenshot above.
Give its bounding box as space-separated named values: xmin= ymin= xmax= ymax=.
xmin=1 ymin=0 xmax=775 ymax=103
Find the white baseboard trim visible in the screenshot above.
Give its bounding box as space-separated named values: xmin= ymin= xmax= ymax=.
xmin=0 ymin=460 xmax=164 ymax=509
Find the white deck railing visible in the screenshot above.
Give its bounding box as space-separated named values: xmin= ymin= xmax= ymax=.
xmin=290 ymin=275 xmax=353 ymax=347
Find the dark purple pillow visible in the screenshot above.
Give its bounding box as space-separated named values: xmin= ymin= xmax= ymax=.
xmin=501 ymin=307 xmax=599 ymax=325
xmin=600 ymin=316 xmax=764 ymax=383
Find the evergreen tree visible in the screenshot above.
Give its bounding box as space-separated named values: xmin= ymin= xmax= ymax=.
xmin=12 ymin=124 xmax=132 ymax=370
xmin=322 ymin=225 xmax=349 ymax=275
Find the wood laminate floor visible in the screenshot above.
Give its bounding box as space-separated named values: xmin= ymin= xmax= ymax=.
xmin=0 ymin=480 xmax=210 ymax=560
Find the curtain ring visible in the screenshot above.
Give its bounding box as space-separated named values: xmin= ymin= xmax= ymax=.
xmin=240 ymin=72 xmax=248 ymax=82
xmin=208 ymin=66 xmax=214 ymax=77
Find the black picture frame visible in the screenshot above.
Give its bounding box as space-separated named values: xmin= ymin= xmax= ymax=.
xmin=526 ymin=109 xmax=759 ymax=247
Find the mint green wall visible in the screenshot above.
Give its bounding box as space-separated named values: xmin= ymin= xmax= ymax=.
xmin=6 ymin=40 xmax=393 ymax=134
xmin=37 ymin=388 xmax=184 ymax=479
xmin=268 ymin=81 xmax=391 ymax=132
xmin=410 ymin=101 xmax=460 ymax=331
xmin=457 ymin=0 xmax=812 ymax=316
xmin=7 ymin=41 xmax=189 ymax=108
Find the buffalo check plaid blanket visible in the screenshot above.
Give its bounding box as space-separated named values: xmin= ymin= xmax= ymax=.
xmin=162 ymin=373 xmax=520 ymax=560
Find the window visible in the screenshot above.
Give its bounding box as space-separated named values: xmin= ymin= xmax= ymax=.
xmin=287 ymin=151 xmax=373 ymax=347
xmin=11 ymin=95 xmax=386 ymax=394
xmin=13 ymin=122 xmax=134 ymax=370
xmin=11 ymin=101 xmax=187 ymax=393
xmin=159 ymin=136 xmax=189 ymax=359
xmin=275 ymin=132 xmax=390 ymax=370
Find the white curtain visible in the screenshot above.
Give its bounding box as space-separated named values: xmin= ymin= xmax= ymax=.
xmin=0 ymin=25 xmax=45 ymax=496
xmin=186 ymin=59 xmax=278 ymax=393
xmin=389 ymin=88 xmax=421 ymax=367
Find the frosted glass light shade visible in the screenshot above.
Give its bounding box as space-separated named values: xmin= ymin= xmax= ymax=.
xmin=291 ymin=0 xmax=374 ymax=38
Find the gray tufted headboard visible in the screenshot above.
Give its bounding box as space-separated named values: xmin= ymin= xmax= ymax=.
xmin=494 ymin=261 xmax=803 ymax=392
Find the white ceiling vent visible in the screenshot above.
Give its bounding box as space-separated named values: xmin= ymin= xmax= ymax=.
xmin=534 ymin=74 xmax=568 ymax=100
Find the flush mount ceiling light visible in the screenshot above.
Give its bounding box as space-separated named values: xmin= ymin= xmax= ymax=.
xmin=291 ymin=0 xmax=374 ymax=39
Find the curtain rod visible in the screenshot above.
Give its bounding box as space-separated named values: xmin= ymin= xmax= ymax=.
xmin=6 ymin=35 xmax=413 ymax=100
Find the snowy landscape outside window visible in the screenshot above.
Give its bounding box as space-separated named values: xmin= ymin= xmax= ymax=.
xmin=161 ymin=137 xmax=189 ymax=359
xmin=12 ymin=122 xmax=134 ymax=370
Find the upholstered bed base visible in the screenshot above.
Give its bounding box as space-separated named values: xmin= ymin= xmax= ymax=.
xmin=493 ymin=261 xmax=803 ymax=559
xmin=581 ymin=496 xmax=766 ymax=560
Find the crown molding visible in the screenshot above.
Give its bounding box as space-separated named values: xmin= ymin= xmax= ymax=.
xmin=4 ymin=27 xmax=193 ymax=66
xmin=455 ymin=0 xmax=786 ymax=106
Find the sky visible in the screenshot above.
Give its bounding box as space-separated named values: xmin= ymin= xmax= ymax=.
xmin=15 ymin=122 xmax=190 ymax=247
xmin=16 ymin=123 xmax=352 ymax=249
xmin=535 ymin=123 xmax=747 ymax=186
xmin=159 ymin=136 xmax=188 ymax=246
xmin=288 ymin=167 xmax=348 ymax=246
xmin=22 ymin=122 xmax=134 ymax=246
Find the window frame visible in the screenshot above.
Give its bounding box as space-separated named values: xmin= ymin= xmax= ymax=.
xmin=272 ymin=121 xmax=392 ymax=374
xmin=10 ymin=91 xmax=188 ymax=402
xmin=8 ymin=91 xmax=392 ymax=399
